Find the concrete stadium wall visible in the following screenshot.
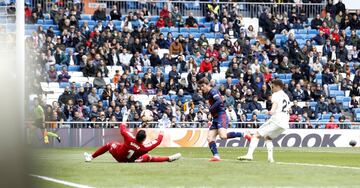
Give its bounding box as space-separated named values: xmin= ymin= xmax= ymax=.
xmin=29 ymin=128 xmax=360 ymax=148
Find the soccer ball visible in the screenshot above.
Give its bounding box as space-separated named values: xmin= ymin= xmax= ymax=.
xmin=349 ymin=140 xmax=357 ymax=147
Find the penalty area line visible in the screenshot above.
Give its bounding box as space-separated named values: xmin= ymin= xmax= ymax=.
xmin=29 ymin=174 xmax=95 ymax=188
xmin=276 ymin=162 xmax=360 ymax=171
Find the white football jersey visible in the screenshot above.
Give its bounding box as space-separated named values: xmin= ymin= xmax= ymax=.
xmin=270 ymin=90 xmax=290 ymax=127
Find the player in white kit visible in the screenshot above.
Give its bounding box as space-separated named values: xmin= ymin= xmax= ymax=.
xmin=238 ymin=80 xmax=290 ymax=163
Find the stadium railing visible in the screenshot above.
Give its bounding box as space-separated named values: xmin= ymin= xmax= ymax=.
xmin=28 ymin=0 xmax=326 ymax=18
xmin=26 ymin=121 xmax=360 ymax=129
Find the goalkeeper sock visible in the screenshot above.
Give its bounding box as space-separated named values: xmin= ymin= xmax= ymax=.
xmin=150 ymin=156 xmax=170 ymax=162
xmin=47 ymin=131 xmax=58 ymax=138
xmin=246 ymin=137 xmax=259 ymax=158
xmin=92 ymin=143 xmax=110 ymax=158
xmin=227 ymin=132 xmax=243 ymax=139
xmin=208 ymin=141 xmax=219 ymax=156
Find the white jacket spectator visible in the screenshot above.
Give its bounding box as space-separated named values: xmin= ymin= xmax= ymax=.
xmin=226 ymin=106 xmax=238 ymax=122
xmin=119 ymin=49 xmax=132 ymax=67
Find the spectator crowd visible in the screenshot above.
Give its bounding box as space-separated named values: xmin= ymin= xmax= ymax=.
xmin=25 ymin=0 xmax=360 ymax=128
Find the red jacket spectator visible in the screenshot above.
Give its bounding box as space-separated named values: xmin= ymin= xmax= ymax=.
xmin=331 ymin=30 xmax=340 ymax=43
xmin=263 ymin=72 xmax=272 ymax=83
xmin=325 ymin=122 xmax=339 ymax=129
xmin=319 ymin=23 xmax=330 ymax=35
xmin=325 ymin=116 xmax=339 ymax=129
xmin=159 ymin=6 xmax=170 ymax=19
xmin=206 ymin=48 xmax=219 ymax=60
xmin=25 ymin=6 xmax=32 ymax=17
xmin=133 ymin=81 xmax=146 ymax=94
xmin=156 ymin=17 xmax=166 ymax=28
xmin=199 ymin=58 xmax=213 ymax=73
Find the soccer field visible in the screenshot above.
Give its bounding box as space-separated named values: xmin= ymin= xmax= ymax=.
xmin=30 ymin=147 xmax=360 ymax=188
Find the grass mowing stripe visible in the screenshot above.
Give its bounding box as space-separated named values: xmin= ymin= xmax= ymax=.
xmin=276 ymin=162 xmax=360 ymax=171
xmin=184 ymin=157 xmax=360 ymax=171
xmin=29 ymin=174 xmax=95 ymax=188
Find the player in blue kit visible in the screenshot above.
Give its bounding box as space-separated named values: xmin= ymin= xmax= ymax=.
xmin=198 ymin=78 xmax=251 ymax=161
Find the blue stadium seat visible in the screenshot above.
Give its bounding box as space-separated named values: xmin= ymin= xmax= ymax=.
xmin=218 ymin=79 xmax=227 ymax=85
xmin=342 ymin=102 xmax=350 ymax=110
xmin=285 ymin=73 xmax=292 ymax=79
xmin=203 ymin=23 xmax=211 ymax=28
xmin=44 ymin=20 xmax=53 ymax=25
xmin=295 ymin=34 xmax=304 ymax=40
xmin=180 ymin=28 xmax=189 ymax=33
xmin=172 ymin=32 xmax=180 ymax=38
xmin=182 ymin=95 xmax=192 ymax=102
xmin=296 ymin=29 xmax=307 ymax=34
xmin=354 ymin=108 xmax=360 ymax=114
xmin=356 ymin=113 xmax=360 ymax=121
xmin=199 ymin=27 xmax=210 ymax=33
xmin=328 ymin=84 xmax=339 ymax=91
xmin=221 ymin=61 xmax=230 ymax=67
xmin=205 ymin=33 xmax=214 ymax=38
xmin=215 ymin=33 xmax=224 ymax=38
xmin=257 ymin=114 xmax=268 ymax=119
xmin=246 ymin=114 xmax=253 ymax=120
xmin=321 ymin=114 xmax=331 ymax=120
xmin=97 ymin=88 xmax=104 ymax=95
xmin=102 ymin=100 xmax=109 ymax=108
xmin=170 ymin=27 xmax=179 ymax=32
xmin=197 ymin=17 xmax=206 ymax=23
xmin=81 ymin=14 xmax=92 ymax=20
xmin=335 ymin=96 xmax=344 ymax=102
xmin=37 ymin=20 xmax=44 ymax=24
xmin=308 ymin=29 xmax=318 ymax=34
xmin=189 ymin=28 xmax=199 ymax=33
xmin=59 ymin=82 xmax=70 ymax=88
xmin=160 ymin=27 xmax=170 ymax=33
xmin=68 ymin=66 xmax=81 ymax=72
xmin=149 ymin=16 xmax=159 ymax=21
xmin=343 ymin=97 xmax=351 ymax=103
xmin=192 ymin=33 xmax=201 ymax=38
xmin=231 ymin=79 xmax=239 ymax=85
xmin=282 ymin=79 xmax=290 ymax=84
xmin=329 ymin=90 xmax=344 ymax=97
xmin=277 ymin=74 xmax=286 ymax=80
xmin=185 ymin=3 xmax=200 ymax=10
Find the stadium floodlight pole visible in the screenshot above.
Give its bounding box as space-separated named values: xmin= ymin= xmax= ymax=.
xmin=16 ymin=0 xmax=25 ymax=136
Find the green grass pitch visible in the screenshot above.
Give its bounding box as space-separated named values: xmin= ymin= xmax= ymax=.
xmin=30 ymin=147 xmax=360 ymax=188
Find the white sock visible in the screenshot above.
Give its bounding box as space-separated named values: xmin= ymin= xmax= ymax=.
xmin=265 ymin=140 xmax=274 ymax=160
xmin=246 ymin=137 xmax=259 ymax=158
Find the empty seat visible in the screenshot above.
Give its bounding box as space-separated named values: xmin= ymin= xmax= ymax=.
xmin=180 ymin=28 xmax=189 ymax=33
xmin=328 ymin=84 xmax=339 ymax=91
xmin=68 ymin=66 xmax=81 ymax=71
xmin=81 ymin=14 xmax=92 ymax=20
xmin=199 ymin=27 xmax=210 ymax=33
xmin=59 ymin=82 xmax=70 ymax=88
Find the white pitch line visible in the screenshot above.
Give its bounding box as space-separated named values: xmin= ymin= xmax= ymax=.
xmin=276 ymin=162 xmax=360 ymax=170
xmin=30 ymin=174 xmax=95 ymax=188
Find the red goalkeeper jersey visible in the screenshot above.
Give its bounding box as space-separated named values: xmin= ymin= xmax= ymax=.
xmin=111 ymin=124 xmax=163 ymax=162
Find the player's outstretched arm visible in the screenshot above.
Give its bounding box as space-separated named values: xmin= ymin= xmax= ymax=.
xmin=144 ymin=130 xmax=164 ymax=152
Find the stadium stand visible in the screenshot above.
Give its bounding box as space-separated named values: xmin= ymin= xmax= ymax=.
xmin=19 ymin=0 xmax=360 ymax=128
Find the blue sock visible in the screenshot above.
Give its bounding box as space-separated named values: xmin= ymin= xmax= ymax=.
xmin=227 ymin=132 xmax=243 ymax=139
xmin=208 ymin=141 xmax=219 ymax=156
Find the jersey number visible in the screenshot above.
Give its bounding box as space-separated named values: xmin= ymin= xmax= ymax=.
xmin=282 ymin=99 xmax=289 ymax=113
xmin=127 ymin=150 xmax=135 ymax=159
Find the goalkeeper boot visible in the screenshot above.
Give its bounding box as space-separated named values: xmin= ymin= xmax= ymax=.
xmin=169 ymin=153 xmax=182 ymax=162
xmin=44 ymin=136 xmax=49 ymax=144
xmin=84 ymin=152 xmax=93 ymax=162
